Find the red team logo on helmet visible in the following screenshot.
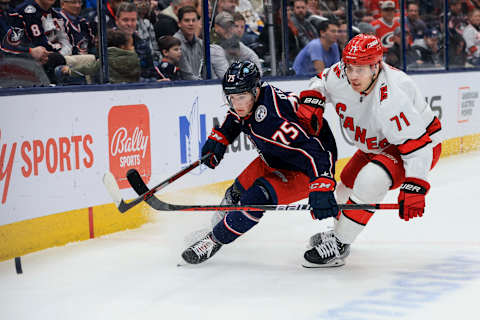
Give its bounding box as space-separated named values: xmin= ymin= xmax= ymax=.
xmin=342 ymin=34 xmax=384 ymax=65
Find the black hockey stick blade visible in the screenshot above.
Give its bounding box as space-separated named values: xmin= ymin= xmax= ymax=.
xmin=127 ymin=168 xmax=166 ymax=210
xmin=103 ymin=154 xmax=210 ymax=213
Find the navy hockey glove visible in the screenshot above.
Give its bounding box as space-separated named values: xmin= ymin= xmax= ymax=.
xmin=398 ymin=177 xmax=430 ymax=221
xmin=308 ymin=176 xmax=339 ymax=220
xmin=201 ymin=129 xmax=229 ymax=169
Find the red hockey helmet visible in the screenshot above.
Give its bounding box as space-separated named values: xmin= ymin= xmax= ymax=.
xmin=342 ymin=34 xmax=384 ymax=65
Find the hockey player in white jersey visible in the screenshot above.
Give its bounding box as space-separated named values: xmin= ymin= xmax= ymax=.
xmin=301 ymin=34 xmax=442 ymax=268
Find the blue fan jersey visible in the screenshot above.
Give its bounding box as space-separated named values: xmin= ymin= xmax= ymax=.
xmin=1 ymin=0 xmax=64 ymax=55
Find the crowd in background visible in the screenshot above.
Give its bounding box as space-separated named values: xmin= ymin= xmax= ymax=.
xmin=1 ymin=0 xmax=480 ymax=86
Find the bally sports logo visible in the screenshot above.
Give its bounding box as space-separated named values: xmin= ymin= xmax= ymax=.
xmin=108 ymin=105 xmax=151 ymax=189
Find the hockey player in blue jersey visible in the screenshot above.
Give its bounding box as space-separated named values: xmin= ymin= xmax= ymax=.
xmin=181 ymin=60 xmax=339 ymax=264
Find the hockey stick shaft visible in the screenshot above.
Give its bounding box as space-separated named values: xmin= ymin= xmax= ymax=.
xmin=135 ymin=199 xmax=399 ymax=212
xmin=125 ymin=168 xmax=399 ymax=212
xmin=103 ymin=154 xmax=210 ymax=213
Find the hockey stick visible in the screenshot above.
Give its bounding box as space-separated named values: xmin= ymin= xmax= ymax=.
xmin=103 ymin=154 xmax=210 ymax=213
xmin=125 ymin=168 xmax=399 ymax=212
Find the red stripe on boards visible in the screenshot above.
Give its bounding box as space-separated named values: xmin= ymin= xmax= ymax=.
xmin=88 ymin=207 xmax=94 ymax=239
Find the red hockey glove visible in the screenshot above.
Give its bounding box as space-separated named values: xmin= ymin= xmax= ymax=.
xmin=201 ymin=129 xmax=229 ymax=169
xmin=297 ymin=90 xmax=326 ymax=136
xmin=309 ymin=176 xmax=338 ymax=220
xmin=398 ymin=178 xmax=430 ymax=221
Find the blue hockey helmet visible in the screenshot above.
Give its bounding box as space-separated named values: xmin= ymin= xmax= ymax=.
xmin=222 ymin=60 xmax=261 ymax=96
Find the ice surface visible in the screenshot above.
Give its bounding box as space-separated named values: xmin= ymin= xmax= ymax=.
xmin=1 ymin=152 xmax=480 ymax=320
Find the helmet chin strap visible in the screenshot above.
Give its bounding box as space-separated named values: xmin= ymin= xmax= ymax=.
xmin=360 ymin=63 xmax=380 ymax=95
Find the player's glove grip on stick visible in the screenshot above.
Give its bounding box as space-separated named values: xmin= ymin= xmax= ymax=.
xmin=296 ymin=90 xmax=326 ymax=136
xmin=201 ymin=129 xmax=229 ymax=169
xmin=398 ymin=177 xmax=430 ymax=221
xmin=308 ymin=176 xmax=338 ymax=220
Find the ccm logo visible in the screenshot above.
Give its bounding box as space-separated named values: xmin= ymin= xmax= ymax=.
xmin=302 ymin=97 xmax=324 ymax=106
xmin=401 ymin=183 xmax=421 ymax=192
xmin=310 ymin=182 xmax=332 ymax=189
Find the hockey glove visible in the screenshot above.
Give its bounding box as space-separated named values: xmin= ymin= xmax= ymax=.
xmin=296 ymin=90 xmax=326 ymax=136
xmin=308 ymin=176 xmax=339 ymax=220
xmin=201 ymin=129 xmax=229 ymax=169
xmin=398 ymin=177 xmax=430 ymax=221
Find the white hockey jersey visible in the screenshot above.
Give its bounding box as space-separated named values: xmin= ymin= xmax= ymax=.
xmin=309 ymin=61 xmax=442 ymax=181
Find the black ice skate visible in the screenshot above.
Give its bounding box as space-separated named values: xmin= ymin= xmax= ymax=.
xmin=181 ymin=232 xmax=222 ymax=264
xmin=303 ymin=231 xmax=350 ymax=268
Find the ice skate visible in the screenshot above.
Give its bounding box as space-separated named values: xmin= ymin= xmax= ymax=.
xmin=303 ymin=231 xmax=350 ymax=268
xmin=181 ymin=232 xmax=222 ymax=264
xmin=307 ymin=229 xmax=335 ymax=249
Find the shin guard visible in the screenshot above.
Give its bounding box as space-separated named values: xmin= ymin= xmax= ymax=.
xmin=213 ymin=183 xmax=271 ymax=244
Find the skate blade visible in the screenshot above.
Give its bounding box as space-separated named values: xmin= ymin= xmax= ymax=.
xmin=301 ymin=258 xmax=345 ymax=268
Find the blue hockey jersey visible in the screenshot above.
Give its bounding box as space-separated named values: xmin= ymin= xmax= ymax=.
xmin=217 ymin=82 xmax=337 ymax=180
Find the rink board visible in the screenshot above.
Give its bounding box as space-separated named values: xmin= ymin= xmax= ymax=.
xmin=1 ymin=72 xmax=479 ymax=261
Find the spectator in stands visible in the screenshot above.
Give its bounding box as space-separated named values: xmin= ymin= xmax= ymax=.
xmin=157 ymin=0 xmax=170 ymax=10
xmin=61 ymin=29 xmax=140 ymax=84
xmin=385 ymin=26 xmax=418 ymax=69
xmin=58 ymin=0 xmax=95 ymax=55
xmin=116 ymin=2 xmax=159 ymax=80
xmin=292 ymin=19 xmax=339 ymax=75
xmin=406 ymin=1 xmax=426 ymax=40
xmin=154 ymin=8 xmax=179 ymax=39
xmin=411 ymin=28 xmax=444 ymax=68
xmin=233 ymin=11 xmax=258 ymax=49
xmin=447 ymin=0 xmax=469 ymax=36
xmin=365 ymin=0 xmax=399 ymax=20
xmin=1 ymin=0 xmax=72 ymax=82
xmin=463 ymin=8 xmax=480 ymax=65
xmin=233 ymin=12 xmax=246 ymax=39
xmin=157 ymin=35 xmax=182 ymax=80
xmin=220 ymin=36 xmax=243 ymax=64
xmin=237 ymin=0 xmax=263 ymax=36
xmin=174 ymin=5 xmax=204 ymax=80
xmin=134 ymin=0 xmax=161 ymax=62
xmin=147 ymin=0 xmax=159 ymax=24
xmin=317 ymin=0 xmax=345 ymax=18
xmin=212 ymin=10 xmax=234 ymax=43
xmin=161 ymin=0 xmax=195 ymax=22
xmin=217 ymin=0 xmax=237 ymax=15
xmin=291 ymin=0 xmax=318 ymax=49
xmin=89 ymin=0 xmax=123 ymax=34
xmin=449 ymin=31 xmax=467 ymax=68
xmin=371 ymin=0 xmax=400 ymax=53
xmin=211 ymin=11 xmax=261 ymax=77
xmin=306 ymin=0 xmax=321 ymax=16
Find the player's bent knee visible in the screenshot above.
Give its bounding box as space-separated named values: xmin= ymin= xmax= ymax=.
xmin=240 ymin=182 xmax=272 ymax=205
xmin=212 ymin=183 xmax=271 ymax=244
xmin=352 ymin=163 xmax=391 ymax=203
